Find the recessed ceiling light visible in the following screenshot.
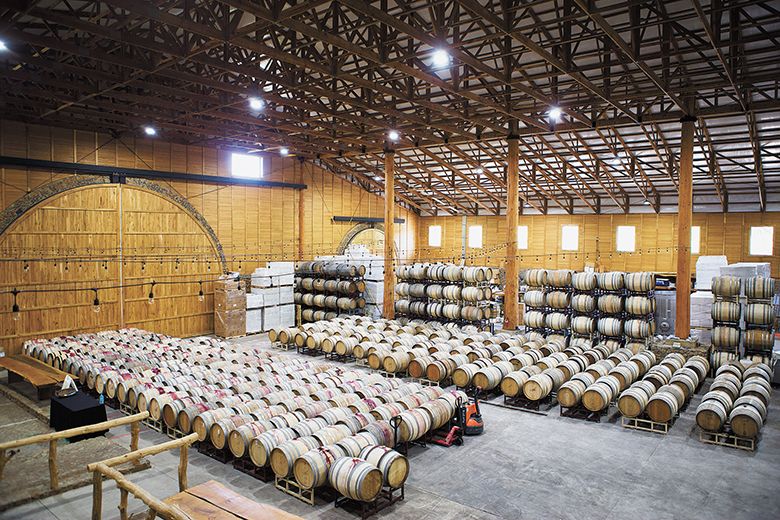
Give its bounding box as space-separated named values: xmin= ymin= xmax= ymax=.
xmin=0 ymin=41 xmax=7 ymax=52
xmin=431 ymin=49 xmax=451 ymax=68
xmin=548 ymin=106 xmax=563 ymax=121
xmin=279 ymin=147 xmax=289 ymax=156
xmin=249 ymin=97 xmax=264 ymax=110
xmin=388 ymin=130 xmax=400 ymax=142
xmin=143 ymin=126 xmax=157 ymax=136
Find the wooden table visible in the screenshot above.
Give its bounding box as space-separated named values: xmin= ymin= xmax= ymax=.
xmin=164 ymin=480 xmax=304 ymax=520
xmin=0 ymin=355 xmax=69 ymax=399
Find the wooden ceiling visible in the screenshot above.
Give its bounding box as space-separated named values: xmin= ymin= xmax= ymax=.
xmin=1 ymin=0 xmax=779 ymax=214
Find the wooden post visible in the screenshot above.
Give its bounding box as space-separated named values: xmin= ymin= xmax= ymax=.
xmin=504 ymin=135 xmax=520 ymax=330
xmin=675 ymin=115 xmax=696 ymax=338
xmin=130 ymin=421 xmax=140 ymax=465
xmin=0 ymin=448 xmax=6 ymax=480
xmin=298 ymin=188 xmax=305 ymax=261
xmin=92 ymin=471 xmax=102 ymax=520
xmin=178 ymin=445 xmax=188 ymax=492
xmin=383 ymin=150 xmax=395 ymax=319
xmin=48 ymin=439 xmax=58 ymax=490
xmin=119 ymin=489 xmax=129 ymax=520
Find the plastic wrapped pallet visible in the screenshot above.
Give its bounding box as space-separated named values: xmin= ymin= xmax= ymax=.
xmin=690 ymin=291 xmax=714 ymax=328
xmin=279 ymin=305 xmax=295 ymax=328
xmin=695 ymin=256 xmax=728 ymax=290
xmin=246 ymin=293 xmax=263 ymax=310
xmin=246 ymin=309 xmax=262 ymax=334
xmin=262 ymin=306 xmax=281 ymax=331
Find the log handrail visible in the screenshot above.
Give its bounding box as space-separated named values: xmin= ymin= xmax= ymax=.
xmin=90 ymin=463 xmax=192 ymax=520
xmin=0 ymin=411 xmax=149 ymax=489
xmin=89 ymin=433 xmax=198 ymax=520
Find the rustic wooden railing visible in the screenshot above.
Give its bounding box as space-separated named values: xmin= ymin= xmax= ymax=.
xmin=0 ymin=411 xmax=148 ymax=491
xmin=87 ymin=432 xmax=198 ymax=520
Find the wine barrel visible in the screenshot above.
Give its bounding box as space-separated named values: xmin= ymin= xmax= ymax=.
xmin=525 ymin=269 xmax=548 ymax=287
xmin=597 ymin=272 xmax=625 ymax=291
xmin=361 ymin=421 xmax=395 ymax=448
xmin=328 ymin=457 xmax=384 ymax=502
xmin=695 ymin=400 xmax=729 ymax=432
xmin=571 ymin=294 xmax=596 ymax=313
xmin=711 ymin=301 xmax=741 ymax=322
xmin=358 ymin=445 xmax=409 ymax=489
xmin=228 ymin=421 xmax=270 ymax=458
xmin=524 ymin=290 xmax=546 ymax=308
xmin=712 ymin=326 xmax=740 ymax=349
xmin=572 ymin=272 xmax=597 ymax=291
xmin=270 ymin=436 xmax=321 ymax=477
xmin=729 ymin=405 xmax=764 ymax=438
xmin=625 ymin=272 xmax=656 ymax=293
xmin=745 ymin=276 xmax=775 ymax=299
xmin=744 ymin=330 xmax=774 ymax=350
xmin=597 ymin=317 xmax=623 ymax=337
xmin=617 ymin=382 xmax=655 ymax=418
xmin=523 ymin=373 xmax=554 ymax=400
xmin=557 ymin=380 xmax=587 ymax=408
xmin=547 ymin=270 xmax=573 ymax=288
xmin=582 ymin=380 xmax=615 ymax=412
xmin=546 ymin=291 xmax=571 ymax=309
xmin=625 ymin=319 xmax=654 ymax=339
xmin=545 ymin=312 xmax=570 ymax=331
xmin=571 ymin=316 xmax=595 ymax=334
xmin=625 ymin=296 xmax=656 ymax=316
xmin=597 ymin=294 xmax=623 ymax=314
xmin=210 ymin=416 xmax=253 ymax=449
xmin=398 ymin=409 xmax=432 ymax=442
xmin=745 ymin=303 xmax=774 ymax=325
xmin=711 ymin=276 xmax=741 ymax=297
xmin=294 ymin=445 xmax=346 ymax=489
xmin=501 ymin=371 xmax=533 ymax=397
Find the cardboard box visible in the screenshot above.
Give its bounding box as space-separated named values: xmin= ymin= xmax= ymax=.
xmin=215 ymin=309 xmax=245 ymax=338
xmin=215 ymin=289 xmax=246 ymax=311
xmin=214 ymin=278 xmax=240 ymax=291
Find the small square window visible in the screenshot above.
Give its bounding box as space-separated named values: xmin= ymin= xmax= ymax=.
xmin=428 ymin=225 xmax=442 ymax=247
xmin=691 ymin=226 xmax=701 ymax=255
xmin=749 ymin=226 xmax=774 ymax=256
xmin=468 ymin=225 xmax=483 ymax=249
xmin=517 ymin=226 xmax=529 ymax=250
xmin=231 ymin=152 xmax=263 ymax=179
xmin=561 ymin=225 xmax=579 ymax=251
xmin=616 ymin=226 xmax=636 ymax=252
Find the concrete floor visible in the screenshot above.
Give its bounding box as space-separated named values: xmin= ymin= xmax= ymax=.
xmin=2 ymin=334 xmax=779 ymax=520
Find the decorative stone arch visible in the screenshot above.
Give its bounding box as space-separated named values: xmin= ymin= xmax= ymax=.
xmin=336 ymin=222 xmax=386 ymax=255
xmin=0 ymin=175 xmax=228 ymax=270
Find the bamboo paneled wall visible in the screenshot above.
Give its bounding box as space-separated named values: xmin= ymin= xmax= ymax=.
xmin=0 ymin=120 xmax=416 ymax=353
xmin=416 ymin=213 xmax=780 ymax=276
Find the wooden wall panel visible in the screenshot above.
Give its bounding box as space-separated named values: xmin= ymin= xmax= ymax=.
xmin=0 ymin=120 xmax=417 ymax=353
xmin=417 ymin=212 xmax=780 ymax=276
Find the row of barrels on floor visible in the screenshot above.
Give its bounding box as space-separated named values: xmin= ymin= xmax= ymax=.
xmin=711 ymin=276 xmax=776 ymax=299
xmin=395 ymin=282 xmax=494 ymax=302
xmin=396 ymin=263 xmax=496 ymax=283
xmin=695 ymin=361 xmax=772 ymax=438
xmin=525 ymin=292 xmax=656 ymax=315
xmin=524 ymin=269 xmax=656 ymax=292
xmin=616 ymin=354 xmax=709 ymax=422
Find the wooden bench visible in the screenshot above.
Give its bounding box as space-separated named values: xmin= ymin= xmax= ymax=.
xmin=0 ymin=354 xmax=69 ymax=399
xmin=165 ymin=480 xmax=303 ymax=520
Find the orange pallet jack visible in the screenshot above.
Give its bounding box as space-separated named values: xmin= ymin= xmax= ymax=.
xmin=430 ymin=389 xmax=484 ymax=447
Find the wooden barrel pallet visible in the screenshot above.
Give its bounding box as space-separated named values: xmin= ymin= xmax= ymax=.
xmin=334 ymin=485 xmax=405 ymax=517
xmin=558 ymin=401 xmax=611 ymax=423
xmin=620 ymin=414 xmax=676 ymax=435
xmin=697 ymin=423 xmax=757 ymax=452
xmin=500 ymin=391 xmax=558 ymax=415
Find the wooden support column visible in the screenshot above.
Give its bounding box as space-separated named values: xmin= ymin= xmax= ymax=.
xmin=675 ymin=115 xmax=696 ymax=338
xmin=298 ymin=159 xmax=306 ymax=260
xmin=49 ymin=440 xmax=58 ymax=490
xmin=504 ymin=135 xmax=520 ymax=330
xmin=91 ymin=471 xmax=102 ymax=520
xmin=383 ymin=150 xmax=395 ymax=319
xmin=178 ymin=445 xmax=188 ymax=492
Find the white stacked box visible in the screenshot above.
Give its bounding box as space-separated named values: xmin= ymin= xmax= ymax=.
xmin=720 ymin=262 xmax=772 ymax=288
xmin=690 ymin=291 xmax=714 ymax=329
xmin=695 ymin=256 xmax=728 ymax=290
xmin=248 ymin=263 xmax=295 ymax=332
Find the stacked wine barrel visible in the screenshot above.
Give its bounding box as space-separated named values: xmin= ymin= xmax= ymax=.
xmin=571 ymin=272 xmax=598 ymax=346
xmin=595 ymin=272 xmax=626 ymax=344
xmin=744 ymin=276 xmax=776 ymax=355
xmin=710 ymin=276 xmax=742 ymax=353
xmin=295 ymin=261 xmax=367 ymax=322
xmin=618 ymin=353 xmax=708 ymax=423
xmin=623 ymin=272 xmax=657 ymax=350
xmin=523 ymin=269 xmax=548 ymax=333
xmin=696 ymin=360 xmax=772 ymax=440
xmin=394 ymin=263 xmax=497 ymax=324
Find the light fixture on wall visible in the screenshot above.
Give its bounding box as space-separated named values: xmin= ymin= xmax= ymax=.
xmin=148 ymin=281 xmax=156 ymax=305
xmin=92 ymin=288 xmax=101 ymax=313
xmin=279 ymin=147 xmax=290 ymax=156
xmin=11 ymin=288 xmax=20 ymax=321
xmin=198 ymin=281 xmax=205 ymax=302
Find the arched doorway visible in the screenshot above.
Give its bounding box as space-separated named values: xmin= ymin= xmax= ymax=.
xmin=0 ymin=177 xmax=225 ymax=354
xmin=337 ymin=223 xmax=385 ymax=256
